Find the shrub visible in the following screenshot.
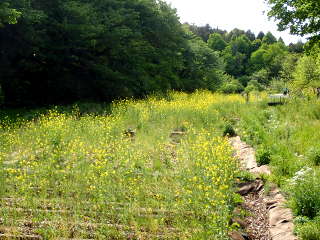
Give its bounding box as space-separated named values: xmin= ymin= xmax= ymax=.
xmin=257 ymin=148 xmax=271 ymax=165
xmin=289 ymin=168 xmax=320 ymax=218
xmin=220 ymin=76 xmax=244 ymax=94
xmin=223 ymin=124 xmax=237 ymax=137
xmin=295 ymin=216 xmax=320 ymax=240
xmin=307 ymin=147 xmax=320 ymax=166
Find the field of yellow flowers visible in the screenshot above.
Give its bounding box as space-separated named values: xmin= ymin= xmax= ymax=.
xmin=0 ymin=91 xmax=244 ymax=239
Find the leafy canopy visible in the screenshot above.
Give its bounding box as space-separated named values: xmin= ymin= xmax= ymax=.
xmin=267 ymin=0 xmax=320 ymax=45
xmin=0 ymin=2 xmax=21 ymax=27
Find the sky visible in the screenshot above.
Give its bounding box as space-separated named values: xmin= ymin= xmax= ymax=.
xmin=164 ymin=0 xmax=306 ymax=44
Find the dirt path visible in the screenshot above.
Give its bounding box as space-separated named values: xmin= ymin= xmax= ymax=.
xmin=229 ymin=136 xmax=297 ymax=240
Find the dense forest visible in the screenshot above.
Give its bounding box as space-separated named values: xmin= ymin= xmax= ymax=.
xmin=0 ymin=0 xmax=319 ymax=107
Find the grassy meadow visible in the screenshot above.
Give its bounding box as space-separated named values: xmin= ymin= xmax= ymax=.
xmin=2 ymin=91 xmax=320 ymax=239
xmin=0 ymin=92 xmax=243 ymax=239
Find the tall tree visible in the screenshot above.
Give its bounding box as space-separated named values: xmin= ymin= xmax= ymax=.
xmin=207 ymin=33 xmax=227 ymax=51
xmin=180 ymin=27 xmax=225 ymax=91
xmin=289 ymin=41 xmax=304 ymax=53
xmin=245 ymin=30 xmax=256 ymax=41
xmin=0 ymin=0 xmax=187 ymax=106
xmin=267 ymin=0 xmax=320 ymax=46
xmin=222 ymin=35 xmax=252 ymax=77
xmin=0 ymin=2 xmax=21 ymax=27
xmin=292 ymin=55 xmax=320 ymax=93
xmin=262 ymin=31 xmax=277 ymax=45
xmin=225 ymin=28 xmax=246 ymax=42
xmin=257 ymin=31 xmax=265 ymax=40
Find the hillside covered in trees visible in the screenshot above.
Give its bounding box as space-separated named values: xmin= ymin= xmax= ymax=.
xmin=0 ymin=0 xmax=318 ymax=107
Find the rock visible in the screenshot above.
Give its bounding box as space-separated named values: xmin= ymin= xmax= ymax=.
xmin=229 ymin=231 xmax=245 ymax=240
xmin=237 ymin=179 xmax=264 ymax=196
xmin=270 ymin=222 xmax=297 ymax=240
xmin=269 ymin=207 xmax=293 ymax=226
xmin=230 ymin=136 xmax=297 ymax=240
xmin=250 ymin=165 xmax=271 ymax=175
xmin=170 ymin=131 xmax=186 ymax=144
xmin=124 ymin=128 xmax=135 ymax=138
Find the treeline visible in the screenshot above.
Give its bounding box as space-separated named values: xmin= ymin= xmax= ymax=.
xmin=0 ymin=0 xmax=310 ymax=107
xmin=187 ymin=24 xmax=307 ymax=93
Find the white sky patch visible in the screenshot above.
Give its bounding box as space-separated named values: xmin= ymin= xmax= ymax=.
xmin=164 ymin=0 xmax=306 ymax=44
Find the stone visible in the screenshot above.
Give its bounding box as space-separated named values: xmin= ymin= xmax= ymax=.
xmin=237 ymin=179 xmax=264 ymax=196
xmin=229 ymin=231 xmax=245 ymax=240
xmin=250 ymin=165 xmax=271 ymax=175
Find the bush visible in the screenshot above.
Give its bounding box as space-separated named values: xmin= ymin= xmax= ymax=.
xmin=295 ymin=216 xmax=320 ymax=240
xmin=220 ymin=76 xmax=244 ymax=94
xmin=307 ymin=147 xmax=320 ymax=166
xmin=244 ymin=80 xmax=264 ymax=93
xmin=223 ymin=124 xmax=237 ymax=137
xmin=257 ymin=148 xmax=271 ymax=165
xmin=289 ymin=168 xmax=320 ymax=218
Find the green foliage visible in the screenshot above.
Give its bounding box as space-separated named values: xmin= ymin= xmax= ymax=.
xmin=245 ymin=30 xmax=256 ymax=41
xmin=289 ymin=41 xmax=305 ymax=54
xmin=262 ymin=31 xmax=277 ymax=45
xmin=292 ymin=54 xmax=320 ymax=94
xmin=0 ymin=92 xmax=241 ymax=239
xmin=186 ymin=23 xmax=227 ymax=42
xmin=223 ymin=123 xmax=237 ymax=137
xmin=0 ymin=2 xmax=21 ymax=27
xmin=207 ymin=33 xmax=227 ymax=51
xmin=250 ymin=69 xmax=270 ymax=85
xmin=0 ymin=0 xmax=188 ymax=106
xmin=251 ymin=39 xmax=262 ymax=52
xmin=288 ymin=169 xmax=320 ymax=218
xmin=222 ymin=35 xmax=253 ymax=77
xmin=220 ymin=76 xmax=244 ymax=94
xmin=244 ymin=80 xmax=264 ymax=93
xmin=0 ymin=2 xmax=303 ymax=107
xmin=267 ymin=0 xmax=320 ymax=46
xmin=249 ymin=43 xmax=288 ymax=78
xmin=181 ymin=28 xmax=225 ymax=91
xmin=295 ymin=216 xmax=320 ymax=240
xmin=257 ymin=147 xmax=271 ymax=165
xmin=225 ymin=28 xmax=245 ymax=42
xmin=279 ymin=53 xmax=300 ymax=84
xmin=256 ymin=31 xmax=265 ymax=40
xmin=307 ymin=147 xmax=320 ymax=166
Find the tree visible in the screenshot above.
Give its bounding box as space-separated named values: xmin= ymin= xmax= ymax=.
xmin=225 ymin=28 xmax=245 ymax=42
xmin=249 ymin=48 xmax=268 ymax=72
xmin=249 ymin=42 xmax=288 ymax=77
xmin=280 ymin=54 xmax=300 ymax=84
xmin=222 ymin=35 xmax=252 ymax=77
xmin=187 ymin=23 xmax=213 ymax=42
xmin=251 ymin=39 xmax=262 ymax=52
xmin=207 ymin=33 xmax=227 ymax=51
xmin=245 ymin=30 xmax=256 ymax=41
xmin=250 ymin=69 xmax=270 ymax=85
xmin=220 ymin=75 xmax=244 ymax=94
xmin=292 ymin=55 xmax=320 ymax=94
xmin=278 ymin=37 xmax=285 ymax=44
xmin=289 ymin=41 xmax=304 ymax=53
xmin=262 ymin=31 xmax=277 ymax=45
xmin=267 ymin=0 xmax=320 ymax=46
xmin=180 ymin=27 xmax=225 ymax=91
xmin=0 ymin=2 xmax=21 ymax=27
xmin=257 ymin=31 xmax=265 ymax=40
xmin=0 ymin=0 xmax=188 ymax=106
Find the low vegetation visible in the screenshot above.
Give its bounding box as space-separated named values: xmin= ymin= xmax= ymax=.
xmin=3 ymin=90 xmax=320 ymax=238
xmin=0 ymin=92 xmax=243 ymax=239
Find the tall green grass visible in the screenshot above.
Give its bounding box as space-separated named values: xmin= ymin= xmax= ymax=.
xmin=0 ymin=92 xmax=242 ymax=239
xmin=233 ymin=97 xmax=320 ymax=239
